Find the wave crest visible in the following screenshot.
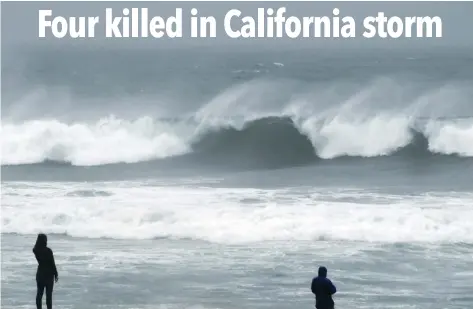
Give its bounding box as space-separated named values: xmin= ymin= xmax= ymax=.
xmin=3 ymin=77 xmax=473 ymax=168
xmin=2 ymin=114 xmax=473 ymax=168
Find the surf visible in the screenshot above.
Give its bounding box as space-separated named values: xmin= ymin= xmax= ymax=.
xmin=2 ymin=114 xmax=472 ymax=168
xmin=3 ymin=73 xmax=473 ymax=168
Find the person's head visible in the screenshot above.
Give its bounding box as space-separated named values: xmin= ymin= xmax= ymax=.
xmin=318 ymin=266 xmax=328 ymax=278
xmin=34 ymin=233 xmax=47 ymax=249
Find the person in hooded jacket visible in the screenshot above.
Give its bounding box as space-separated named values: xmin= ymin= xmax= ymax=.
xmin=33 ymin=233 xmax=58 ymax=309
xmin=311 ymin=266 xmax=336 ymax=309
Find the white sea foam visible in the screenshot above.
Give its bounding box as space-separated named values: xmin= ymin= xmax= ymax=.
xmin=1 ymin=116 xmax=192 ymax=166
xmin=425 ymin=120 xmax=473 ymax=156
xmin=2 ymin=182 xmax=473 ymax=244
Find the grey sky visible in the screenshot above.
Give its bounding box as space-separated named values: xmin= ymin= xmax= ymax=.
xmin=2 ymin=1 xmax=473 ymax=51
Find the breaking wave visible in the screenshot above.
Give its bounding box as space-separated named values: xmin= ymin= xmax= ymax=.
xmin=2 ymin=115 xmax=472 ymax=168
xmin=2 ymin=77 xmax=473 ymax=168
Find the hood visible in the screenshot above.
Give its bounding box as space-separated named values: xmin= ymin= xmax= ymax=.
xmin=318 ymin=266 xmax=327 ymax=278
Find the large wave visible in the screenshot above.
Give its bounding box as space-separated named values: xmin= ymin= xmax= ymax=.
xmin=2 ymin=77 xmax=473 ymax=168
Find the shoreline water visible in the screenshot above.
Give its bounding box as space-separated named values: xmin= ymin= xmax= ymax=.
xmin=2 ymin=233 xmax=473 ymax=309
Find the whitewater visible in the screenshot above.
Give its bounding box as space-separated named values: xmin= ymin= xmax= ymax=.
xmin=3 ymin=78 xmax=473 ymax=166
xmin=2 ymin=47 xmax=473 ymax=309
xmin=3 ymin=182 xmax=473 ymax=243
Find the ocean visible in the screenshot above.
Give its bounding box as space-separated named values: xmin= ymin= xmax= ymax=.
xmin=2 ymin=46 xmax=473 ymax=309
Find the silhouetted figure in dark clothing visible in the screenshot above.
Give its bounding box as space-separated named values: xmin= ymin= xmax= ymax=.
xmin=311 ymin=266 xmax=336 ymax=309
xmin=33 ymin=234 xmax=58 ymax=309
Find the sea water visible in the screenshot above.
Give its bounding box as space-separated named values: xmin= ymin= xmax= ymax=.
xmin=2 ymin=47 xmax=473 ymax=309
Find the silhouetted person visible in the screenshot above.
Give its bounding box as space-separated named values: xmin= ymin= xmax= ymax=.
xmin=311 ymin=266 xmax=336 ymax=309
xmin=33 ymin=234 xmax=58 ymax=309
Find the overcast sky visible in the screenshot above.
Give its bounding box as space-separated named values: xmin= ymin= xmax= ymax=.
xmin=2 ymin=1 xmax=473 ymax=51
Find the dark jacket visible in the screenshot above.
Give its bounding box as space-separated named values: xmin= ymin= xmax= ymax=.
xmin=33 ymin=246 xmax=58 ymax=282
xmin=311 ymin=267 xmax=336 ymax=309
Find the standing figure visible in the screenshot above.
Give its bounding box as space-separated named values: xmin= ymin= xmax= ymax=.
xmin=33 ymin=233 xmax=59 ymax=309
xmin=311 ymin=266 xmax=336 ymax=309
